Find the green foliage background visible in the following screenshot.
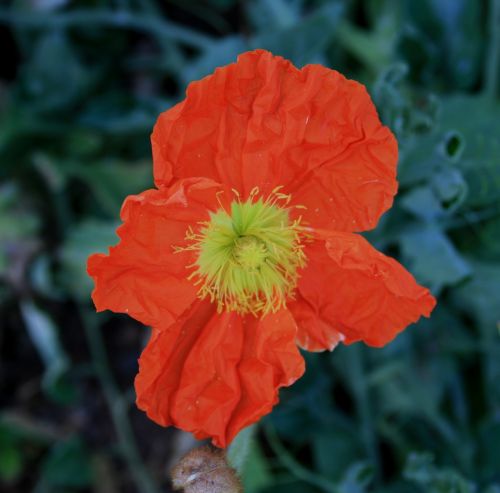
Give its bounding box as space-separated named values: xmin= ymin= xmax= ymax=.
xmin=0 ymin=0 xmax=499 ymax=492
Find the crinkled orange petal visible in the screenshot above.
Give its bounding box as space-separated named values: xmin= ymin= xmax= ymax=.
xmin=288 ymin=292 xmax=345 ymax=352
xmin=289 ymin=232 xmax=436 ymax=349
xmin=135 ymin=303 xmax=304 ymax=448
xmin=223 ymin=309 xmax=305 ymax=444
xmin=152 ymin=49 xmax=398 ymax=232
xmin=87 ymin=178 xmax=223 ymax=328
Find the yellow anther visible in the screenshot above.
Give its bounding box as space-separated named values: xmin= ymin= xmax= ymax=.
xmin=177 ymin=189 xmax=306 ymax=316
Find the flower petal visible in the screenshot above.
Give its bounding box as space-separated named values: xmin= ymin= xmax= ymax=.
xmin=224 ymin=309 xmax=305 ymax=444
xmin=87 ymin=178 xmax=223 ymax=328
xmin=289 ymin=232 xmax=436 ymax=349
xmin=288 ymin=292 xmax=345 ymax=352
xmin=135 ymin=303 xmax=304 ymax=447
xmin=152 ymin=49 xmax=397 ymax=232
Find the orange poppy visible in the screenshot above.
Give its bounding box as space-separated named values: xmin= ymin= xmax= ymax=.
xmin=87 ymin=50 xmax=436 ymax=448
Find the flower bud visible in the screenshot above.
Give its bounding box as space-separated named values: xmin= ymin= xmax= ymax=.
xmin=171 ymin=446 xmax=242 ymax=493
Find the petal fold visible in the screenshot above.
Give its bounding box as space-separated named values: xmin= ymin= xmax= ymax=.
xmin=152 ymin=49 xmax=398 ymax=232
xmin=135 ymin=304 xmax=304 ymax=447
xmin=289 ymin=232 xmax=436 ymax=349
xmin=87 ymin=178 xmax=223 ymax=328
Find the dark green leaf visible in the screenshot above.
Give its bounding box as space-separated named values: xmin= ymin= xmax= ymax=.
xmin=59 ymin=220 xmax=118 ymax=301
xmin=19 ymin=300 xmax=75 ymax=404
xmin=399 ymin=223 xmax=471 ymax=292
xmin=0 ymin=425 xmax=24 ymax=482
xmin=251 ymin=3 xmax=344 ymax=66
xmin=41 ymin=438 xmax=92 ymax=488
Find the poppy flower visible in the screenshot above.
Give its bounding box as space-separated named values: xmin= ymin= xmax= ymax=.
xmin=87 ymin=50 xmax=436 ymax=448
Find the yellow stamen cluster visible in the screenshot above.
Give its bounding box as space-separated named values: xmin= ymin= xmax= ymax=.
xmin=179 ymin=189 xmax=306 ymax=316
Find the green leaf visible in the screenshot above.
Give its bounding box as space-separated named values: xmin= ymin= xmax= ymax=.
xmin=478 ymin=420 xmax=500 ymax=481
xmin=397 ymin=132 xmax=441 ymax=186
xmin=440 ymin=96 xmax=500 ymax=207
xmin=59 ymin=220 xmax=118 ymax=301
xmin=251 ymin=3 xmax=344 ymax=66
xmin=451 ymin=260 xmax=500 ymax=331
xmin=337 ymin=0 xmax=401 ymax=72
xmin=431 ymin=169 xmax=468 ymax=212
xmin=438 ymin=131 xmax=465 ymax=162
xmin=0 ymin=183 xmax=39 ymax=276
xmin=70 ymin=161 xmax=153 ymax=217
xmin=245 ymin=0 xmax=299 ymax=31
xmin=459 ymin=215 xmax=500 ymax=261
xmin=484 ymin=487 xmax=500 ymax=493
xmin=19 ymin=300 xmax=75 ymax=404
xmin=401 ymin=186 xmax=444 ymax=220
xmin=401 ymin=167 xmax=468 ymax=219
xmin=18 ymin=31 xmax=88 ymax=113
xmin=404 ymin=452 xmax=476 ymax=493
xmin=451 ymin=260 xmax=500 ymax=414
xmin=337 ymin=462 xmax=374 ymax=493
xmin=182 ymin=36 xmax=247 ymax=84
xmin=259 ymin=481 xmax=313 ymax=493
xmin=0 ymin=425 xmax=24 ymax=482
xmin=0 ymin=184 xmax=39 ymax=241
xmin=312 ymin=428 xmax=363 ymax=481
xmin=405 ymin=0 xmax=484 ymax=89
xmin=399 ymin=223 xmax=471 ymax=292
xmin=40 ymin=437 xmax=92 ymax=488
xmin=227 ymin=425 xmax=255 ymax=475
xmin=240 ymin=441 xmax=273 ymax=493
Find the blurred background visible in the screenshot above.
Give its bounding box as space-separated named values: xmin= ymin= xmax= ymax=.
xmin=1 ymin=0 xmax=499 ymax=492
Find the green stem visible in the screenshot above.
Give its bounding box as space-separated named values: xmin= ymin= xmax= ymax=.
xmin=264 ymin=423 xmax=339 ymax=493
xmin=227 ymin=425 xmax=256 ymax=474
xmin=485 ymin=0 xmax=500 ymax=99
xmin=0 ymin=9 xmax=213 ymax=49
xmin=346 ymin=345 xmax=379 ymax=475
xmin=79 ymin=306 xmax=160 ymax=493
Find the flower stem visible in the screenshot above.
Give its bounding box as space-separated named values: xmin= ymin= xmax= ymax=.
xmin=227 ymin=425 xmax=256 ymax=475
